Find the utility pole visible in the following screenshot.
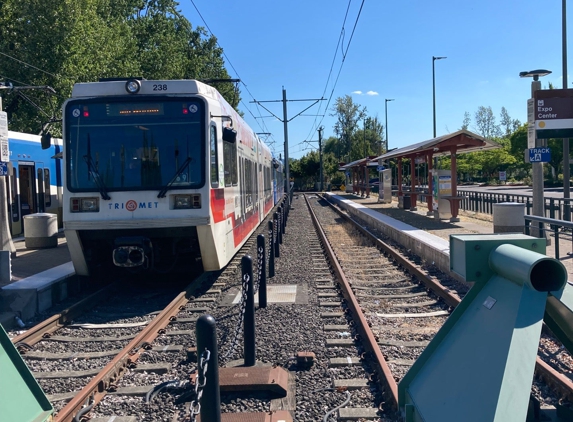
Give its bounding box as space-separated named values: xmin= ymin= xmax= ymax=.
xmin=282 ymin=88 xmax=290 ymax=195
xmin=318 ymin=126 xmax=324 ymax=191
xmin=0 ymin=96 xmax=16 ymax=257
xmin=251 ymin=90 xmax=324 ymax=196
xmin=563 ymin=0 xmax=570 ymax=221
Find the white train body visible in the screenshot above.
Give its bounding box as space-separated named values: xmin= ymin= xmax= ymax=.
xmin=62 ymin=79 xmax=281 ymax=276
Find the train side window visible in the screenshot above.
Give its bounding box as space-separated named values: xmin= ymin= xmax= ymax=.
xmin=231 ymin=141 xmax=238 ymax=186
xmin=210 ymin=125 xmax=218 ymax=188
xmin=44 ymin=169 xmax=51 ymax=207
xmin=223 ymin=135 xmax=235 ymax=188
xmin=37 ymin=168 xmax=45 ymax=213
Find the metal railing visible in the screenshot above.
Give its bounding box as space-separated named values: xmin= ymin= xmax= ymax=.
xmin=457 ymin=190 xmax=573 ymax=221
xmin=524 ymin=214 xmax=573 ymax=262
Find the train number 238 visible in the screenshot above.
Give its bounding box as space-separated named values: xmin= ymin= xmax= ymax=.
xmin=153 ymin=84 xmax=168 ymax=91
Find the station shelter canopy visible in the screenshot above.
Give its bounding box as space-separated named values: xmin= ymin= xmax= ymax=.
xmin=338 ymin=156 xmax=379 ymax=197
xmin=368 ymin=129 xmax=500 ymax=217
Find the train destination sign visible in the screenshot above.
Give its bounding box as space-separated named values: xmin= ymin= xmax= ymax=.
xmin=533 ymin=89 xmax=573 ymax=139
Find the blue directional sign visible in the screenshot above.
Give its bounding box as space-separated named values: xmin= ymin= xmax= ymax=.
xmin=529 ymin=147 xmax=551 ymax=163
xmin=0 ymin=162 xmax=7 ymax=176
xmin=376 ymin=165 xmax=385 ymax=172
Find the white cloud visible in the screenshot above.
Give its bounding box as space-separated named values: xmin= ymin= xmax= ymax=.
xmin=352 ymin=90 xmax=363 ymax=95
xmin=366 ymin=91 xmax=379 ymax=96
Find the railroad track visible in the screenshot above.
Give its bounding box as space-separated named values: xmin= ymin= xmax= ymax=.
xmin=9 ymin=228 xmax=265 ymax=421
xmin=306 ymin=193 xmax=573 ymax=418
xmin=8 ymin=192 xmax=573 ymax=421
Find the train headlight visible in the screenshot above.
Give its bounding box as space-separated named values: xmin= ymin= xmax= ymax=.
xmin=174 ymin=195 xmax=191 ymax=209
xmin=173 ymin=194 xmax=201 ymax=209
xmin=71 ymin=197 xmax=99 ymax=212
xmin=125 ymin=79 xmax=141 ymax=94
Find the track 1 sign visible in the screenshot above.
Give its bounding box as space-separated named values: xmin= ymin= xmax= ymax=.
xmin=529 ymin=147 xmax=551 ymax=163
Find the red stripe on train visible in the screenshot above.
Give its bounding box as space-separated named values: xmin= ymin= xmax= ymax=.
xmin=233 ymin=209 xmax=260 ymax=247
xmin=210 ymin=188 xmax=225 ymax=223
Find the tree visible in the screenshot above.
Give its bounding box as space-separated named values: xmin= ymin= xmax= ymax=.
xmin=0 ymin=0 xmax=237 ymax=133
xmin=499 ymin=107 xmax=521 ymax=136
xmin=331 ymin=95 xmax=366 ymax=158
xmin=474 ymin=106 xmax=502 ymax=138
xmin=461 ymin=111 xmax=471 ymax=130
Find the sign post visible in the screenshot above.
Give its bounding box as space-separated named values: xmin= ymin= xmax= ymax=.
xmin=0 ymin=106 xmax=15 ymax=259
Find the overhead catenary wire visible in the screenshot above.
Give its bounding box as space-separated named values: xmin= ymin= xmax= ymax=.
xmin=0 ymin=51 xmax=58 ymax=79
xmin=188 ymin=0 xmax=279 ymax=153
xmin=303 ymin=0 xmax=366 ymax=151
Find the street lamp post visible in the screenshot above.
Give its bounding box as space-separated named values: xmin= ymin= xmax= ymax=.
xmin=431 ymin=56 xmax=446 ymax=218
xmin=432 ymin=56 xmax=447 ymax=138
xmin=562 ymin=0 xmax=570 ymax=221
xmin=385 ymin=99 xmax=394 ymax=152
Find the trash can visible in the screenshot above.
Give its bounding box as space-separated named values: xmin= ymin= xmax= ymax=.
xmin=23 ymin=213 xmax=58 ymax=249
xmin=400 ymin=194 xmax=412 ymax=209
xmin=492 ymin=203 xmax=525 ymax=233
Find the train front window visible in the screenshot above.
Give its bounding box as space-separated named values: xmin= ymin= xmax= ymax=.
xmin=65 ymin=98 xmax=205 ymax=192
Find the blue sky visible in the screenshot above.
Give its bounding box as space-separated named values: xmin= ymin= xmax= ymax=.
xmin=181 ymin=0 xmax=569 ymax=160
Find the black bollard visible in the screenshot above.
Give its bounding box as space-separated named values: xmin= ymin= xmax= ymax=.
xmin=268 ymin=220 xmax=275 ymax=278
xmin=195 ymin=314 xmax=221 ymax=422
xmin=242 ymin=255 xmax=256 ymax=366
xmin=257 ymin=234 xmax=267 ymax=308
xmin=273 ymin=213 xmax=280 ymax=258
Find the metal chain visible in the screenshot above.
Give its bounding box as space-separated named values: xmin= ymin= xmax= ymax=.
xmin=219 ymin=272 xmax=249 ymax=361
xmin=268 ymin=225 xmax=273 ymax=257
xmin=189 ymin=348 xmax=210 ymax=422
xmin=255 ymin=245 xmax=263 ymax=294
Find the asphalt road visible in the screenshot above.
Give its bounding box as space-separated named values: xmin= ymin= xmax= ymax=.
xmin=456 ymin=184 xmax=567 ymax=199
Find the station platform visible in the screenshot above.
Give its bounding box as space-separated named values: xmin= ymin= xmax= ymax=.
xmin=0 ymin=231 xmax=74 ymax=329
xmin=324 ymin=192 xmax=573 ymax=283
xmin=2 ymin=193 xmax=572 ymax=331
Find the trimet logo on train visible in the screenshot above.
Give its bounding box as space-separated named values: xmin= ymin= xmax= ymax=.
xmin=109 ymin=200 xmax=159 ymax=211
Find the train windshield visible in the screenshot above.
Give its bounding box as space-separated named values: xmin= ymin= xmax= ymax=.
xmin=64 ymin=97 xmax=205 ymax=192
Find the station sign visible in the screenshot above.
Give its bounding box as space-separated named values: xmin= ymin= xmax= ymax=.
xmin=0 ymin=162 xmax=7 ymax=176
xmin=533 ymin=89 xmax=573 ymax=139
xmin=529 ymin=147 xmax=551 ymax=163
xmin=0 ymin=111 xmax=8 ymax=162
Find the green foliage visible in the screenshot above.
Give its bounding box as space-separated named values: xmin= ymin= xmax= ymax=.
xmin=0 ymin=0 xmax=237 ymax=133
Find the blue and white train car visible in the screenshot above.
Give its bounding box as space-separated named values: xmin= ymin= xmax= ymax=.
xmin=6 ymin=131 xmax=63 ymax=236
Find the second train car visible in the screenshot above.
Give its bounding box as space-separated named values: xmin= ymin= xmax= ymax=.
xmin=59 ymin=78 xmax=284 ymax=276
xmin=7 ymin=131 xmax=63 ymax=236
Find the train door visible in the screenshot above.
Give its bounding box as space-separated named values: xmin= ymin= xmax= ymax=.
xmin=6 ymin=163 xmax=21 ymax=235
xmin=18 ymin=163 xmax=38 ymax=218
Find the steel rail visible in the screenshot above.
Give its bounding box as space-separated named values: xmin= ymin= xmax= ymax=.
xmin=12 ymin=283 xmax=117 ymax=348
xmin=54 ymin=273 xmax=210 ymax=422
xmin=320 ymin=194 xmax=573 ymax=404
xmin=322 ymin=194 xmax=460 ymax=308
xmin=304 ymin=194 xmax=400 ymax=408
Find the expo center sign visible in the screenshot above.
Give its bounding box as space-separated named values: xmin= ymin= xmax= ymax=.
xmin=533 ymin=89 xmax=573 ymax=139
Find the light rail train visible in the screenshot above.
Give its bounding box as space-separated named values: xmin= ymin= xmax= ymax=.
xmin=57 ymin=78 xmax=284 ymax=276
xmin=6 ymin=131 xmax=63 ymax=236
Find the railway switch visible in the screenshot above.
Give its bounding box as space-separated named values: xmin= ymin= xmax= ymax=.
xmin=399 ymin=234 xmax=572 ymax=422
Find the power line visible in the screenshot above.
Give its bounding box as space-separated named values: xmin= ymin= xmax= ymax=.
xmin=303 ymin=0 xmax=366 ymax=150
xmin=188 ymin=0 xmax=278 ymax=148
xmin=0 ymin=51 xmax=58 ymax=79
